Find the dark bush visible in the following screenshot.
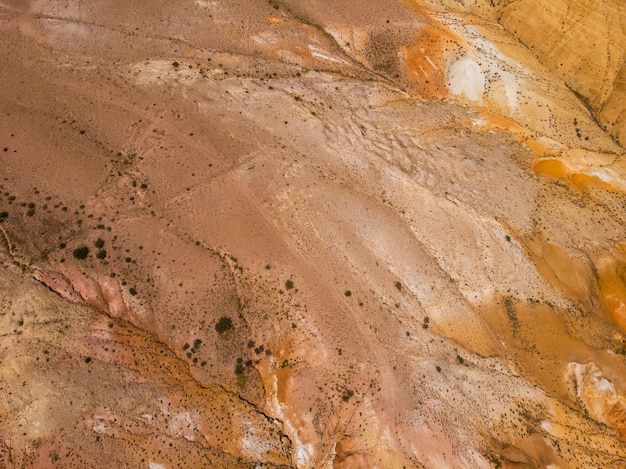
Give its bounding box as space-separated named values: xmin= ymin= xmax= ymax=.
xmin=215 ymin=316 xmax=233 ymax=334
xmin=95 ymin=238 xmax=105 ymax=248
xmin=342 ymin=389 xmax=354 ymax=402
xmin=96 ymin=249 xmax=106 ymax=259
xmin=72 ymin=246 xmax=89 ymax=260
xmin=285 ymin=279 xmax=294 ymax=290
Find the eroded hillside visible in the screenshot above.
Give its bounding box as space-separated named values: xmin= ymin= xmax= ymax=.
xmin=1 ymin=0 xmax=626 ymax=468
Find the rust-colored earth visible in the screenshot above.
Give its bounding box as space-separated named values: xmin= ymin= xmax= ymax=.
xmin=1 ymin=0 xmax=626 ymax=468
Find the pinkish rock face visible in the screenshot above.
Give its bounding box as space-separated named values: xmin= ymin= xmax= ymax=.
xmin=1 ymin=1 xmax=626 ymax=468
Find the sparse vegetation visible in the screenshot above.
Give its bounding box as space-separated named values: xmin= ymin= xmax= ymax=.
xmin=0 ymin=8 xmax=622 ymax=464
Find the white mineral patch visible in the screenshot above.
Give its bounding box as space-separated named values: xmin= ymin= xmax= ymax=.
xmin=149 ymin=463 xmax=167 ymax=469
xmin=447 ymin=57 xmax=485 ymax=103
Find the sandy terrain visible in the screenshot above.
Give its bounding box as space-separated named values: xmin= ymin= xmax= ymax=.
xmin=1 ymin=0 xmax=626 ymax=467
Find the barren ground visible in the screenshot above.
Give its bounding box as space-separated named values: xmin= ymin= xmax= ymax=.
xmin=1 ymin=1 xmax=626 ymax=468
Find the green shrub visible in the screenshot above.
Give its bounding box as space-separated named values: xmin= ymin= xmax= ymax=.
xmin=94 ymin=238 xmax=104 ymax=248
xmin=96 ymin=249 xmax=106 ymax=259
xmin=215 ymin=316 xmax=233 ymax=334
xmin=285 ymin=279 xmax=294 ymax=290
xmin=72 ymin=246 xmax=89 ymax=260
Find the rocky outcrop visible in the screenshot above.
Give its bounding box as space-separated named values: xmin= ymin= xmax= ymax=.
xmin=567 ymin=362 xmax=626 ymax=439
